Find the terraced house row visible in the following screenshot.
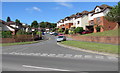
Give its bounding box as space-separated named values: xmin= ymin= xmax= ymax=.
xmin=57 ymin=4 xmax=117 ymax=33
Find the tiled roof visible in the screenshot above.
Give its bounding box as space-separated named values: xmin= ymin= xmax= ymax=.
xmin=100 ymin=4 xmax=112 ymax=9
xmin=0 ymin=20 xmax=6 ymax=24
xmin=57 ymin=4 xmax=112 ymax=22
xmin=81 ymin=11 xmax=89 ymax=14
xmin=6 ymin=21 xmax=16 ymax=25
xmin=92 ymin=4 xmax=112 ymax=16
xmin=94 ymin=4 xmax=112 ymax=11
xmin=89 ymin=10 xmax=95 ymax=13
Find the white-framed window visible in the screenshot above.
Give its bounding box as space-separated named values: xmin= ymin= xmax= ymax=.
xmin=96 ymin=9 xmax=99 ymax=12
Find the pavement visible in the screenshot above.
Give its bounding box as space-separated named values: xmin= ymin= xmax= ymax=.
xmin=2 ymin=34 xmax=119 ymax=72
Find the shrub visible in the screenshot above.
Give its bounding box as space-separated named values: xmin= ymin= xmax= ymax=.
xmin=69 ymin=30 xmax=75 ymax=34
xmin=16 ymin=30 xmax=28 ymax=35
xmin=52 ymin=28 xmax=56 ymax=32
xmin=58 ymin=28 xmax=63 ymax=33
xmin=2 ymin=31 xmax=12 ymax=38
xmin=36 ymin=31 xmax=42 ymax=36
xmin=64 ymin=29 xmax=69 ymax=34
xmin=96 ymin=26 xmax=101 ymax=32
xmin=75 ymin=27 xmax=83 ymax=34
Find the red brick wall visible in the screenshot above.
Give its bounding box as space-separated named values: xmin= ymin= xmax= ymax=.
xmin=1 ymin=38 xmax=15 ymax=43
xmin=65 ymin=34 xmax=120 ymax=45
xmin=1 ymin=35 xmax=34 ymax=43
xmin=102 ymin=16 xmax=117 ymax=31
xmin=93 ymin=16 xmax=117 ymax=33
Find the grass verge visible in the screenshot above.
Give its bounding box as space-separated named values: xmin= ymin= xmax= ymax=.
xmin=61 ymin=40 xmax=119 ymax=54
xmin=81 ymin=28 xmax=120 ymax=36
xmin=1 ymin=41 xmax=39 ymax=46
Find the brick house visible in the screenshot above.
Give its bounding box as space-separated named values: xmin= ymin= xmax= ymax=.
xmin=88 ymin=4 xmax=117 ymax=33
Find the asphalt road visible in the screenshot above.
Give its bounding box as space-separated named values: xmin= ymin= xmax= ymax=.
xmin=2 ymin=34 xmax=118 ymax=72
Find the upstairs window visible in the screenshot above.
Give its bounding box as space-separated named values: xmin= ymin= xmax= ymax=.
xmin=96 ymin=9 xmax=99 ymax=12
xmin=95 ymin=7 xmax=101 ymax=13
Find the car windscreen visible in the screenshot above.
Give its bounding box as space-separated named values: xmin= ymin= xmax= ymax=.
xmin=58 ymin=36 xmax=64 ymax=38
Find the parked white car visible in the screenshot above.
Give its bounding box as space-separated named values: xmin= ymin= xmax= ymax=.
xmin=57 ymin=36 xmax=66 ymax=42
xmin=50 ymin=32 xmax=55 ymax=35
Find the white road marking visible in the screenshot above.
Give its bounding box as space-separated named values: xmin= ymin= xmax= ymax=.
xmin=74 ymin=55 xmax=83 ymax=58
xmin=29 ymin=53 xmax=35 ymax=55
xmin=2 ymin=52 xmax=118 ymax=60
xmin=9 ymin=52 xmax=14 ymax=55
xmin=41 ymin=53 xmax=48 ymax=56
xmin=32 ymin=53 xmax=39 ymax=56
xmin=84 ymin=55 xmax=93 ymax=59
xmin=48 ymin=54 xmax=56 ymax=57
xmin=22 ymin=65 xmax=70 ymax=71
xmin=64 ymin=54 xmax=72 ymax=57
xmin=107 ymin=56 xmax=118 ymax=60
xmin=95 ymin=56 xmax=104 ymax=59
xmin=14 ymin=52 xmax=19 ymax=55
xmin=56 ymin=54 xmax=64 ymax=57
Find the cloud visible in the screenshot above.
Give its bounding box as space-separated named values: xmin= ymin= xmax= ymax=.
xmin=25 ymin=6 xmax=41 ymax=12
xmin=58 ymin=2 xmax=73 ymax=8
xmin=32 ymin=7 xmax=41 ymax=11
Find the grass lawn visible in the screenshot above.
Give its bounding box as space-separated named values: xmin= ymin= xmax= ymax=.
xmin=61 ymin=40 xmax=119 ymax=54
xmin=81 ymin=28 xmax=120 ymax=36
xmin=1 ymin=41 xmax=39 ymax=46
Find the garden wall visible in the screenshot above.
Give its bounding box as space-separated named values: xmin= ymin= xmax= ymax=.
xmin=0 ymin=35 xmax=34 ymax=43
xmin=65 ymin=34 xmax=120 ymax=45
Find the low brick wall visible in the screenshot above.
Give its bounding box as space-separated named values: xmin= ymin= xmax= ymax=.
xmin=65 ymin=34 xmax=120 ymax=45
xmin=0 ymin=38 xmax=15 ymax=43
xmin=0 ymin=35 xmax=34 ymax=43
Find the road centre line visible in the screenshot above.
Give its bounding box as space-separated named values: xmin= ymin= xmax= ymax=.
xmin=22 ymin=65 xmax=71 ymax=71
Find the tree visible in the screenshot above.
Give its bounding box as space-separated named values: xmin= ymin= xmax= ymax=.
xmin=31 ymin=21 xmax=39 ymax=28
xmin=105 ymin=2 xmax=120 ymax=27
xmin=39 ymin=22 xmax=56 ymax=29
xmin=7 ymin=17 xmax=11 ymax=22
xmin=15 ymin=19 xmax=21 ymax=26
xmin=40 ymin=22 xmax=46 ymax=28
xmin=15 ymin=19 xmax=20 ymax=24
xmin=51 ymin=23 xmax=57 ymax=28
